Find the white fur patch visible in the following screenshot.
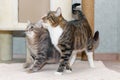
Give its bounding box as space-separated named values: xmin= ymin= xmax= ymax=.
xmin=42 ymin=22 xmax=63 ymax=53
xmin=26 ymin=31 xmax=35 ymax=39
xmin=69 ymin=51 xmax=77 ymax=66
xmin=69 ymin=48 xmax=86 ymax=67
xmin=65 ymin=70 xmax=72 ymax=73
xmin=85 ymin=51 xmax=95 ymax=68
xmin=54 ymin=72 xmax=63 ymax=75
xmin=48 ymin=25 xmax=63 ymax=52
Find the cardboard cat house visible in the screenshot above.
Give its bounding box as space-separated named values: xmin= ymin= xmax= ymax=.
xmin=0 ymin=0 xmax=94 ymax=61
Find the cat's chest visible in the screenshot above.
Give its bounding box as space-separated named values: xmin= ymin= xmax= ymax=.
xmin=47 ymin=25 xmax=63 ymax=53
xmin=48 ymin=25 xmax=63 ymax=46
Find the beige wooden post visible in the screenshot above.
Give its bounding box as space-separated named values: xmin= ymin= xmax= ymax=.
xmin=81 ymin=0 xmax=95 ymax=60
xmin=82 ymin=0 xmax=94 ymax=32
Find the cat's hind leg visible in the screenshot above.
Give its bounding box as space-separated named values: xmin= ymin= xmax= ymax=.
xmin=85 ymin=50 xmax=95 ymax=68
xmin=55 ymin=50 xmax=72 ymax=75
xmin=65 ymin=50 xmax=77 ymax=73
xmin=23 ymin=54 xmax=35 ymax=69
xmin=27 ymin=54 xmax=47 ymax=73
xmin=27 ymin=60 xmax=46 ymax=73
xmin=69 ymin=50 xmax=77 ymax=67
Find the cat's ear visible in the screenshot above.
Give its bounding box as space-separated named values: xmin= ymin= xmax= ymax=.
xmin=41 ymin=14 xmax=47 ymax=23
xmin=27 ymin=20 xmax=31 ymax=24
xmin=55 ymin=7 xmax=61 ymax=17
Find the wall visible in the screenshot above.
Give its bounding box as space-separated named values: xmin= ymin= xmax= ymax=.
xmin=117 ymin=0 xmax=120 ymax=52
xmin=95 ymin=0 xmax=120 ymax=53
xmin=19 ymin=0 xmax=50 ymax=23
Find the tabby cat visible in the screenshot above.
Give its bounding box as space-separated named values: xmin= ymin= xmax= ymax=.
xmin=24 ymin=21 xmax=60 ymax=73
xmin=42 ymin=4 xmax=99 ymax=75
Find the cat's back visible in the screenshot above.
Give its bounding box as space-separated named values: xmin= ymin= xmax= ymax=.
xmin=63 ymin=18 xmax=93 ymax=50
xmin=68 ymin=18 xmax=89 ymax=27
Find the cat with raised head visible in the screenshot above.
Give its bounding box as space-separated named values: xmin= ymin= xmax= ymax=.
xmin=42 ymin=4 xmax=99 ymax=75
xmin=24 ymin=21 xmax=60 ymax=73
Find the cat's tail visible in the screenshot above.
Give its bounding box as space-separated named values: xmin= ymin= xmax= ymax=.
xmin=72 ymin=3 xmax=81 ymax=14
xmin=93 ymin=31 xmax=99 ymax=49
xmin=72 ymin=3 xmax=84 ymax=20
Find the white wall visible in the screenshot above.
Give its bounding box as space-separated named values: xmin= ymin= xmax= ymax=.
xmin=117 ymin=0 xmax=120 ymax=52
xmin=72 ymin=0 xmax=81 ymax=3
xmin=95 ymin=0 xmax=120 ymax=53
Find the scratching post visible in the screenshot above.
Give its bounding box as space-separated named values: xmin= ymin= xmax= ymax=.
xmin=50 ymin=0 xmax=72 ymax=21
xmin=0 ymin=31 xmax=13 ymax=61
xmin=82 ymin=0 xmax=94 ymax=32
xmin=81 ymin=0 xmax=95 ymax=60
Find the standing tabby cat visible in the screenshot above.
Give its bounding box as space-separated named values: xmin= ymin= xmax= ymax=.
xmin=24 ymin=21 xmax=60 ymax=73
xmin=42 ymin=4 xmax=99 ymax=75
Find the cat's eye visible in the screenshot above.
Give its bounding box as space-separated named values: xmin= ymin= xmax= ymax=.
xmin=30 ymin=26 xmax=34 ymax=31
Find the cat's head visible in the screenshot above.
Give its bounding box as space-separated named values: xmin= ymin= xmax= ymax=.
xmin=25 ymin=20 xmax=44 ymax=38
xmin=42 ymin=7 xmax=63 ymax=27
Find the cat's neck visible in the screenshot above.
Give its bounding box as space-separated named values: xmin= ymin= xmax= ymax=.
xmin=58 ymin=16 xmax=67 ymax=30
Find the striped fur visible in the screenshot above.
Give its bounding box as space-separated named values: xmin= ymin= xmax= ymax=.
xmin=42 ymin=6 xmax=99 ymax=73
xmin=24 ymin=21 xmax=60 ymax=73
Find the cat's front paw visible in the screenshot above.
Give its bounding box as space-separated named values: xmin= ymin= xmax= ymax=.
xmin=23 ymin=63 xmax=31 ymax=69
xmin=65 ymin=65 xmax=72 ymax=73
xmin=26 ymin=67 xmax=39 ymax=73
xmin=65 ymin=70 xmax=72 ymax=73
xmin=26 ymin=68 xmax=39 ymax=73
xmin=55 ymin=67 xmax=64 ymax=75
xmin=27 ymin=69 xmax=35 ymax=73
xmin=54 ymin=72 xmax=63 ymax=75
xmin=90 ymin=65 xmax=96 ymax=68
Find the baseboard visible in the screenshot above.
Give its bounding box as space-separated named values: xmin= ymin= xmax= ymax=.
xmin=77 ymin=53 xmax=120 ymax=61
xmin=118 ymin=54 xmax=120 ymax=61
xmin=94 ymin=53 xmax=120 ymax=61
